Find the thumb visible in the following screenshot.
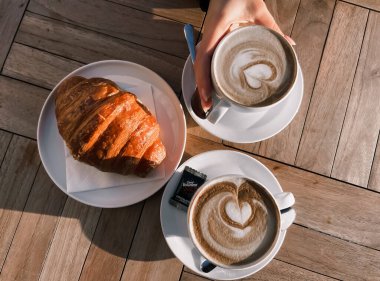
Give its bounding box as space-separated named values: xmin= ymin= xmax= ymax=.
xmin=193 ymin=48 xmax=213 ymax=111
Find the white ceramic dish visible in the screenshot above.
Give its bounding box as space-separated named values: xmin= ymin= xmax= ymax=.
xmin=37 ymin=60 xmax=186 ymax=208
xmin=160 ymin=150 xmax=287 ymax=280
xmin=182 ymin=56 xmax=304 ymax=143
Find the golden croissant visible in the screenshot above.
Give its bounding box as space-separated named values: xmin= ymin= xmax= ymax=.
xmin=54 ymin=76 xmax=166 ymax=177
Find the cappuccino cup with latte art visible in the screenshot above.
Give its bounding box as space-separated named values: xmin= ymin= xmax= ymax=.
xmin=187 ymin=175 xmax=295 ymax=270
xmin=208 ymin=25 xmax=298 ymax=124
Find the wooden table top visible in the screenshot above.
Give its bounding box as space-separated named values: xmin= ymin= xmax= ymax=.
xmin=0 ymin=0 xmax=379 ymax=280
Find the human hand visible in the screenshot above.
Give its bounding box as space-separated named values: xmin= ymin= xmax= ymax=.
xmin=193 ymin=0 xmax=295 ymax=112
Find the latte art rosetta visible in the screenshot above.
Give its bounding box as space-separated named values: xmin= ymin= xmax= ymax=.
xmin=192 ymin=180 xmax=268 ymax=265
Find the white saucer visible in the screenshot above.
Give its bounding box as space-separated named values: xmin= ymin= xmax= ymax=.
xmin=37 ymin=60 xmax=186 ymax=208
xmin=182 ymin=57 xmax=304 ymax=143
xmin=160 ymin=150 xmax=287 ymax=280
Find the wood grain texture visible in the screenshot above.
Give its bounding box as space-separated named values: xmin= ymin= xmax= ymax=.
xmin=3 ymin=43 xmax=82 ymax=89
xmin=185 ymin=134 xmax=380 ymax=250
xmin=0 ymin=136 xmax=40 ymax=271
xmin=0 ymin=76 xmax=49 ymax=139
xmin=223 ymin=141 xmax=261 ymax=155
xmin=0 ymin=0 xmax=28 ymax=68
xmin=121 ymin=191 xmax=183 ymax=281
xmin=38 ymin=198 xmax=101 ymax=281
xmin=27 ymin=0 xmax=194 ymax=59
xmin=266 ymin=157 xmax=380 ymax=250
xmin=256 ymin=0 xmax=336 ymax=164
xmin=107 ymin=0 xmax=205 ymax=27
xmin=180 ymin=272 xmax=210 ymax=281
xmin=369 ymin=138 xmax=380 ymax=191
xmin=277 ymin=225 xmax=380 ymax=280
xmin=265 ymin=0 xmax=301 ymax=35
xmin=0 ymin=130 xmax=12 ymax=164
xmin=296 ymin=2 xmax=368 ymax=175
xmin=0 ymin=167 xmax=67 ymax=281
xmin=331 ymin=11 xmax=380 ymax=187
xmin=184 ymin=259 xmax=335 ymax=280
xmin=16 ymin=12 xmax=184 ymax=93
xmin=343 ymin=0 xmax=380 ymax=11
xmin=79 ymin=204 xmax=144 ymax=281
xmin=242 ymin=259 xmax=335 ymax=281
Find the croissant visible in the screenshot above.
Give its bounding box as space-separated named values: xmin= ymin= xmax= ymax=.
xmin=54 ymin=76 xmax=166 ymax=177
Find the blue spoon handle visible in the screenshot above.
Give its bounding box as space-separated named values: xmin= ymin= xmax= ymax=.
xmin=184 ymin=24 xmax=196 ymax=64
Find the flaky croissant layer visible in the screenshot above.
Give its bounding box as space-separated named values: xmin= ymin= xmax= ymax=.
xmin=54 ymin=76 xmax=166 ymax=177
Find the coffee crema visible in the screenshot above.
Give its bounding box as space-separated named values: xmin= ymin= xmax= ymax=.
xmin=191 ymin=179 xmax=269 ymax=266
xmin=213 ymin=27 xmax=296 ymax=106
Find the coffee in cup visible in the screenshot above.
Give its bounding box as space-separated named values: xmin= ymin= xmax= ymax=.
xmin=207 ymin=25 xmax=298 ymax=123
xmin=187 ymin=175 xmax=295 ymax=269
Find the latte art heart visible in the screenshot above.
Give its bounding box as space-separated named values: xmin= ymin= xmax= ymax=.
xmin=225 ymin=200 xmax=252 ymax=226
xmin=242 ymin=61 xmax=276 ymax=89
xmin=214 ymin=27 xmax=296 ymax=107
xmin=192 ymin=180 xmax=269 ymax=266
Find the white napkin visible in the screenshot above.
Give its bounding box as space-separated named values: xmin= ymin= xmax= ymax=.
xmin=65 ymin=80 xmax=165 ymax=193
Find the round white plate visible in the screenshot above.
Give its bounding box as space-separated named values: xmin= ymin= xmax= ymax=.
xmin=37 ymin=60 xmax=186 ymax=208
xmin=160 ymin=150 xmax=287 ymax=280
xmin=182 ymin=56 xmax=304 ymax=143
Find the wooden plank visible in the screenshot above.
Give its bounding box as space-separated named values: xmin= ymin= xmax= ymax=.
xmin=38 ymin=198 xmax=101 ymax=281
xmin=343 ymin=0 xmax=380 ymax=12
xmin=0 ymin=130 xmax=12 ymax=164
xmin=331 ymin=11 xmax=380 ymax=187
xmin=0 ymin=166 xmax=67 ymax=281
xmin=107 ymin=0 xmax=205 ymax=27
xmin=243 ymin=259 xmax=335 ymax=281
xmin=223 ymin=141 xmax=261 ymax=155
xmin=185 ymin=134 xmax=380 ymax=250
xmin=296 ymin=2 xmax=368 ymax=175
xmin=265 ymin=157 xmax=380 ymax=250
xmin=120 ymin=190 xmax=183 ymax=281
xmin=27 ymin=0 xmax=194 ymax=59
xmin=15 ymin=12 xmax=184 ymax=93
xmin=3 ymin=43 xmax=82 ymax=89
xmin=0 ymin=135 xmax=40 ymax=271
xmin=369 ymin=136 xmax=380 ymax=191
xmin=0 ymin=76 xmax=49 ymax=139
xmin=180 ymin=272 xmax=210 ymax=281
xmin=79 ymin=203 xmax=144 ymax=281
xmin=266 ymin=0 xmax=301 ymax=35
xmin=277 ymin=225 xmax=380 ymax=280
xmin=184 ymin=258 xmax=335 ymax=280
xmin=257 ymin=0 xmax=336 ymax=164
xmin=0 ymin=0 xmax=28 ymax=68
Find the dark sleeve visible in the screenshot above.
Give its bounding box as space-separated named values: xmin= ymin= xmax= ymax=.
xmin=199 ymin=0 xmax=210 ymax=12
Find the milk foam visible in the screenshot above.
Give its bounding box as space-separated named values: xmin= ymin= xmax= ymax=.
xmin=192 ymin=180 xmax=269 ymax=265
xmin=214 ymin=26 xmax=295 ymax=106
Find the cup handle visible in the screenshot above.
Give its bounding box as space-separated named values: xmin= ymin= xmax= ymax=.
xmin=207 ymin=96 xmax=230 ymax=124
xmin=274 ymin=192 xmax=295 ymax=210
xmin=274 ymin=192 xmax=296 ymax=230
xmin=280 ymin=208 xmax=296 ymax=230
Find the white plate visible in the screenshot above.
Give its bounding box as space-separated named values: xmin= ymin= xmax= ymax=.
xmin=160 ymin=150 xmax=286 ymax=280
xmin=182 ymin=56 xmax=304 ymax=143
xmin=37 ymin=60 xmax=186 ymax=208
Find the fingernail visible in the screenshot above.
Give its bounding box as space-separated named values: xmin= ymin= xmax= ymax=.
xmin=285 ymin=35 xmax=296 ymax=46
